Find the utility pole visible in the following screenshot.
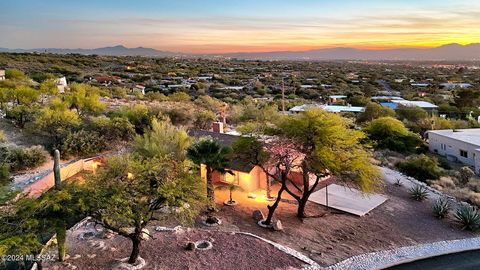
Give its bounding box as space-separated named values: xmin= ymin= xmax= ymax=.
xmin=281 ymin=77 xmax=285 ymax=113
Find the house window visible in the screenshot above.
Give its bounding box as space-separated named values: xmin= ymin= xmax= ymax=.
xmin=460 ymin=150 xmax=468 ymax=158
xmin=441 ymin=144 xmax=446 ymax=151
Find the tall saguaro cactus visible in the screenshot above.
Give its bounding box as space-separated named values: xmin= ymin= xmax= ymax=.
xmin=54 ymin=149 xmax=61 ymax=190
xmin=53 ymin=149 xmax=66 ymax=262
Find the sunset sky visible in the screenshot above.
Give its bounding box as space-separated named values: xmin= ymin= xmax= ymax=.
xmin=1 ymin=0 xmax=480 ymax=53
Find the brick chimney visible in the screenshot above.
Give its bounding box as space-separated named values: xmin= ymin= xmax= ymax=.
xmin=212 ymin=122 xmax=224 ymax=133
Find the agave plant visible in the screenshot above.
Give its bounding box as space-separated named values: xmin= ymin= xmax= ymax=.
xmin=433 ymin=197 xmax=450 ymax=219
xmin=454 ymin=204 xmax=480 ymax=231
xmin=394 ymin=178 xmax=403 ymax=187
xmin=409 ymin=185 xmax=429 ymax=201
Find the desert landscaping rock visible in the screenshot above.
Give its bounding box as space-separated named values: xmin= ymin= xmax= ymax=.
xmin=273 ymin=220 xmax=284 ymax=231
xmin=185 ymin=242 xmax=196 ymax=250
xmin=252 ymin=209 xmax=265 ymax=221
xmin=203 ymin=216 xmax=222 ymax=226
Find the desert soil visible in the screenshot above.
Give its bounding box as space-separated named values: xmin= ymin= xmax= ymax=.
xmin=213 ymin=180 xmax=477 ymax=267
xmin=42 ymin=222 xmax=305 ymax=270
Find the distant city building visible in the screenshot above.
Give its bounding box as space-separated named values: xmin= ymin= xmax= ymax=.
xmin=55 ymin=77 xmax=68 ymax=93
xmin=0 ymin=69 xmax=5 ymax=80
xmin=427 ymin=129 xmax=480 ymax=174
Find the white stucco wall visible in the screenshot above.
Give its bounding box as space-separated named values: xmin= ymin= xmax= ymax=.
xmin=475 ymin=149 xmax=480 ymax=175
xmin=428 ymin=132 xmax=478 ymax=167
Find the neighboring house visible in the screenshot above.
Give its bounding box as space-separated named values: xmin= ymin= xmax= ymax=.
xmin=55 ymin=77 xmax=68 ymax=93
xmin=380 ymin=100 xmax=438 ymax=110
xmin=440 ymin=83 xmax=472 ymax=89
xmin=94 ymin=75 xmax=122 ymax=85
xmin=133 ymin=84 xmax=146 ymax=95
xmin=329 ymin=95 xmax=347 ymax=104
xmin=427 ymin=129 xmax=480 ymax=174
xmin=289 ymin=104 xmax=364 ymax=114
xmin=188 ymin=127 xmax=268 ymax=193
xmin=371 ymin=96 xmax=405 ymax=102
xmin=411 ymin=83 xmax=430 ymax=87
xmin=0 ymin=69 xmax=5 ymax=80
xmin=220 ymin=86 xmax=244 ymax=91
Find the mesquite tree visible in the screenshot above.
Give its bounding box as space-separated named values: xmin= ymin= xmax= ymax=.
xmin=84 ymin=120 xmax=204 ymax=264
xmin=233 ymin=137 xmax=301 ymax=225
xmin=278 ymin=109 xmax=381 ymax=218
xmin=235 ymin=109 xmax=381 ymax=222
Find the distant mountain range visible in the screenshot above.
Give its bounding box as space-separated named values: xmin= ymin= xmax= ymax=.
xmin=223 ymin=43 xmax=480 ymax=61
xmin=0 ymin=45 xmax=176 ymax=57
xmin=1 ymin=43 xmax=480 ymax=61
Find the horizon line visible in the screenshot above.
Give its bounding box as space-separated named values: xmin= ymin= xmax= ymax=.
xmin=1 ymin=42 xmax=479 ymax=55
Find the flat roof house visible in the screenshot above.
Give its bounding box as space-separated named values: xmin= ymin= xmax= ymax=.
xmin=289 ymin=104 xmax=364 ymax=114
xmin=380 ymin=100 xmax=438 ymax=110
xmin=427 ymin=129 xmax=480 ymax=174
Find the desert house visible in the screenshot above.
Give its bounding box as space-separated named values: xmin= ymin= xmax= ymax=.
xmin=55 ymin=76 xmax=68 ymax=93
xmin=188 ymin=126 xmax=268 ymax=193
xmin=427 ymin=129 xmax=480 ymax=174
xmin=188 ymin=123 xmax=323 ymax=194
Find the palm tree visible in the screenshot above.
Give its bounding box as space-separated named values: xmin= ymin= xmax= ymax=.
xmin=187 ymin=139 xmax=232 ymax=211
xmin=216 ymin=182 xmax=244 ymax=206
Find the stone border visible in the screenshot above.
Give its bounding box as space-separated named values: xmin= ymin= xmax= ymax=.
xmin=236 ymin=232 xmax=320 ymax=269
xmin=323 ymin=236 xmax=480 ymax=270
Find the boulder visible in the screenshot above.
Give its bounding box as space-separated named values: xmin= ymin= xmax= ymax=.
xmin=140 ymin=228 xmax=150 ymax=240
xmin=252 ymin=210 xmax=265 ymax=222
xmin=206 ymin=216 xmax=220 ymax=224
xmin=185 ymin=242 xmax=196 ymax=251
xmin=102 ymin=229 xmax=115 ymax=239
xmin=273 ymin=220 xmax=283 ymax=231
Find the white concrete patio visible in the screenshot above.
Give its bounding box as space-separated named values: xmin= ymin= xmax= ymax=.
xmin=308 ymin=184 xmax=387 ymax=216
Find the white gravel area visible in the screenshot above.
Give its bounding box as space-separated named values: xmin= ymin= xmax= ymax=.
xmin=321 ymin=236 xmax=480 ymax=270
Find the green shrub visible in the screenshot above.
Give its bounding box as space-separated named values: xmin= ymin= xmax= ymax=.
xmin=364 ymin=117 xmax=422 ymax=152
xmin=6 ymin=146 xmax=48 ymax=172
xmin=399 ymin=155 xmax=443 ymax=182
xmin=60 ymin=130 xmax=108 ymax=158
xmin=0 ymin=164 xmax=12 ymax=185
xmin=89 ymin=116 xmax=135 ymax=142
xmin=0 ymin=130 xmax=5 ymax=143
xmin=409 ymin=185 xmax=429 ymax=201
xmin=454 ymin=204 xmax=480 ymax=231
xmin=433 ymin=197 xmax=450 ymax=218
